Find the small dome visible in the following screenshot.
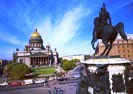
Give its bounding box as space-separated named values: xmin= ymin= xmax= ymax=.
xmin=31 ymin=28 xmax=41 ymax=38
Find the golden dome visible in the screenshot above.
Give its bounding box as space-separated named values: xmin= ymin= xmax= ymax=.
xmin=31 ymin=28 xmax=41 ymax=37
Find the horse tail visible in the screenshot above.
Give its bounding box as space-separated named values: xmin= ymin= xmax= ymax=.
xmin=115 ymin=22 xmax=128 ymax=41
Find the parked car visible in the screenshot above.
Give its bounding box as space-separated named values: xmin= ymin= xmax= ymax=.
xmin=0 ymin=82 xmax=8 ymax=86
xmin=8 ymin=81 xmax=23 ymax=86
xmin=49 ymin=77 xmax=55 ymax=81
xmin=24 ymin=79 xmax=33 ymax=85
xmin=34 ymin=79 xmax=45 ymax=84
xmin=57 ymin=77 xmax=68 ymax=81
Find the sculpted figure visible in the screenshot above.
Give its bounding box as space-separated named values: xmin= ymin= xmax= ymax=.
xmin=91 ymin=3 xmax=127 ymax=56
xmin=99 ymin=3 xmax=112 ymax=26
xmin=92 ymin=4 xmax=112 ymax=47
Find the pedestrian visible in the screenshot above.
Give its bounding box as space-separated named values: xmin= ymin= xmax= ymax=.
xmin=52 ymin=87 xmax=57 ymax=94
xmin=48 ymin=90 xmax=51 ymax=94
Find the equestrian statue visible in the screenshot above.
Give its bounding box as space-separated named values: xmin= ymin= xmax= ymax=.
xmin=91 ymin=3 xmax=128 ymax=56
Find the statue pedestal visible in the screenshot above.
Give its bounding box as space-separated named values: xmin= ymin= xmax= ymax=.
xmin=82 ymin=57 xmax=130 ymax=94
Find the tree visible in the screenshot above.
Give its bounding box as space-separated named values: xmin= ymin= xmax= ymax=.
xmin=61 ymin=60 xmax=76 ymax=71
xmin=3 ymin=63 xmax=14 ymax=77
xmin=58 ymin=57 xmax=62 ymax=64
xmin=61 ymin=61 xmax=71 ymax=71
xmin=3 ymin=63 xmax=30 ymax=79
xmin=84 ymin=55 xmax=91 ymax=60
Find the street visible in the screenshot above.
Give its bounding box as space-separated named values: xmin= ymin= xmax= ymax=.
xmin=0 ymin=79 xmax=82 ymax=94
xmin=0 ymin=83 xmax=44 ymax=92
xmin=0 ymin=87 xmax=50 ymax=94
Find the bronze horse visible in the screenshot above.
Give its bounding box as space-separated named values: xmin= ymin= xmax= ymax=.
xmin=91 ymin=22 xmax=128 ymax=56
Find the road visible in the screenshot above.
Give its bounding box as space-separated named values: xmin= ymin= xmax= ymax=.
xmin=0 ymin=79 xmax=81 ymax=94
xmin=0 ymin=83 xmax=44 ymax=92
xmin=0 ymin=83 xmax=50 ymax=94
xmin=0 ymin=87 xmax=50 ymax=94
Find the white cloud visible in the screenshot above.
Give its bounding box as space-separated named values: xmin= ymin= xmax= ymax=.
xmin=36 ymin=6 xmax=91 ymax=56
xmin=110 ymin=0 xmax=133 ymax=12
xmin=116 ymin=1 xmax=133 ymax=10
xmin=62 ymin=40 xmax=94 ymax=56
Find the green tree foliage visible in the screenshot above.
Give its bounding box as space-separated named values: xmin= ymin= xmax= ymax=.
xmin=58 ymin=57 xmax=62 ymax=63
xmin=3 ymin=63 xmax=14 ymax=77
xmin=3 ymin=63 xmax=30 ymax=79
xmin=61 ymin=59 xmax=79 ymax=71
xmin=71 ymin=59 xmax=80 ymax=62
xmin=84 ymin=55 xmax=91 ymax=60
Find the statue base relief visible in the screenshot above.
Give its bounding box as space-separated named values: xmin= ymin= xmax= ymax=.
xmin=81 ymin=56 xmax=131 ymax=94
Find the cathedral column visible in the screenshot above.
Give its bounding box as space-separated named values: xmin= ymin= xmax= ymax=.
xmin=42 ymin=57 xmax=44 ymax=65
xmin=38 ymin=57 xmax=39 ymax=65
xmin=44 ymin=57 xmax=45 ymax=65
xmin=32 ymin=57 xmax=33 ymax=66
xmin=46 ymin=57 xmax=47 ymax=65
xmin=31 ymin=57 xmax=32 ymax=65
xmin=40 ymin=57 xmax=42 ymax=65
xmin=32 ymin=57 xmax=34 ymax=66
xmin=35 ymin=57 xmax=37 ymax=65
xmin=33 ymin=57 xmax=36 ymax=66
xmin=37 ymin=57 xmax=38 ymax=66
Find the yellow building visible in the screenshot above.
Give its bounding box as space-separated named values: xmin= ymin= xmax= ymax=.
xmin=99 ymin=34 xmax=133 ymax=61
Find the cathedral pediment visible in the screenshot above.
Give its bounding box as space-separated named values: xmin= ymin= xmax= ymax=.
xmin=30 ymin=52 xmax=48 ymax=57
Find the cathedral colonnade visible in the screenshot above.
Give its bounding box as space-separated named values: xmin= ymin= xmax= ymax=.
xmin=30 ymin=57 xmax=48 ymax=66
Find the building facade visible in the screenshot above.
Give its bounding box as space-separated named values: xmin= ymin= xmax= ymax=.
xmin=13 ymin=29 xmax=59 ymax=67
xmin=99 ymin=34 xmax=133 ymax=61
xmin=62 ymin=54 xmax=85 ymax=62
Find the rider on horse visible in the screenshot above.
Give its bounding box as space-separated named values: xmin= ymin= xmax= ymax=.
xmin=93 ymin=3 xmax=112 ymax=42
xmin=91 ymin=4 xmax=127 ymax=56
xmin=99 ymin=3 xmax=112 ymax=26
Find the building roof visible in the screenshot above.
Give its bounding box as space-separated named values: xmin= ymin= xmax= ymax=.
xmin=117 ymin=34 xmax=133 ymax=39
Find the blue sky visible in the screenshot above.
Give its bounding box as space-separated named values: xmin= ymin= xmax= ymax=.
xmin=0 ymin=0 xmax=133 ymax=60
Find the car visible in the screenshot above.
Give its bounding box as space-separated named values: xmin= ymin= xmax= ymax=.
xmin=8 ymin=81 xmax=23 ymax=86
xmin=0 ymin=82 xmax=8 ymax=86
xmin=49 ymin=77 xmax=55 ymax=81
xmin=24 ymin=79 xmax=33 ymax=85
xmin=57 ymin=77 xmax=68 ymax=81
xmin=34 ymin=79 xmax=45 ymax=84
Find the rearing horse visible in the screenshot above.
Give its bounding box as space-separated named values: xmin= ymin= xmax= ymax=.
xmin=91 ymin=22 xmax=128 ymax=56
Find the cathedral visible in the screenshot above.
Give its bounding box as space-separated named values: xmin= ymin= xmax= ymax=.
xmin=13 ymin=29 xmax=59 ymax=67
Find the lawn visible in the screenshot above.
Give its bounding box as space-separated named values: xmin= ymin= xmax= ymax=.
xmin=31 ymin=67 xmax=56 ymax=75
